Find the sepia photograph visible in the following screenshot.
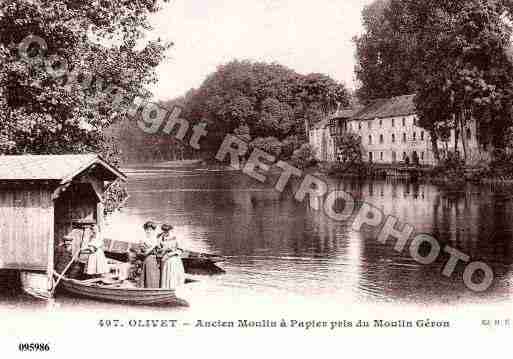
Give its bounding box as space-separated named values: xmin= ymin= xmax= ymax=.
xmin=0 ymin=0 xmax=512 ymax=357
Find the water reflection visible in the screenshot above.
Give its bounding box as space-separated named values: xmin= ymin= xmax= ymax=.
xmin=2 ymin=169 xmax=512 ymax=308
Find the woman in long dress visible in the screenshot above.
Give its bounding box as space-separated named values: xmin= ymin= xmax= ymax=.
xmin=159 ymin=224 xmax=185 ymax=290
xmin=140 ymin=221 xmax=160 ymax=288
xmin=84 ymin=225 xmax=109 ymax=277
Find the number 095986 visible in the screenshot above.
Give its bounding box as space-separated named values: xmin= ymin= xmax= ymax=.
xmin=18 ymin=343 xmax=50 ymax=352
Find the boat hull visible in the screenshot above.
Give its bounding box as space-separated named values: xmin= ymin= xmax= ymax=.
xmin=59 ymin=278 xmax=188 ymax=306
xmin=20 ymin=271 xmax=51 ymax=300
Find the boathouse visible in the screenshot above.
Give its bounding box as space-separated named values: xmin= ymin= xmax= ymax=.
xmin=0 ymin=154 xmax=126 ymax=297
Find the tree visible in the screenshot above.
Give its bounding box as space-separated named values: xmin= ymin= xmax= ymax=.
xmin=353 ymin=0 xmax=418 ymax=103
xmin=355 ymin=0 xmax=513 ymax=164
xmin=412 ymin=0 xmax=513 ymax=163
xmin=291 ymin=144 xmax=317 ymax=169
xmin=249 ymin=137 xmax=283 ymax=158
xmin=336 ymin=132 xmax=364 ymax=168
xmin=181 ymin=60 xmax=350 ymax=158
xmin=0 ymin=0 xmax=172 ymax=158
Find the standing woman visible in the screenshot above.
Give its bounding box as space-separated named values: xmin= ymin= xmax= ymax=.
xmin=84 ymin=225 xmax=109 ymax=277
xmin=159 ymin=224 xmax=186 ymax=290
xmin=140 ymin=221 xmax=160 ymax=288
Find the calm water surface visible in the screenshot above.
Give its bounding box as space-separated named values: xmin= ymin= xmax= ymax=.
xmin=1 ymin=166 xmax=512 ymax=313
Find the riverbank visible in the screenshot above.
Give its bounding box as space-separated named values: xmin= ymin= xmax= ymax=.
xmin=312 ymin=161 xmax=513 ymax=190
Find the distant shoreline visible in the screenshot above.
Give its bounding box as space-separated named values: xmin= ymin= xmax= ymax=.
xmin=120 ymin=160 xmax=203 ymax=172
xmin=119 ymin=159 xmax=239 ymax=173
xmin=122 ymin=159 xmax=202 ymax=168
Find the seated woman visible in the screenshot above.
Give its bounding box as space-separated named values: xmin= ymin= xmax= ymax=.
xmin=159 ymin=224 xmax=186 ymax=290
xmin=140 ymin=221 xmax=160 ymax=288
xmin=83 ymin=225 xmax=109 ymax=278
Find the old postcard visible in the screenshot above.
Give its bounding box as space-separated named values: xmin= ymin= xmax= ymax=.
xmin=0 ymin=0 xmax=511 ymax=357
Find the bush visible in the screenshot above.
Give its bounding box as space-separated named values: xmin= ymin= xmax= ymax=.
xmin=104 ymin=181 xmax=129 ymax=216
xmin=281 ymin=135 xmax=302 ymax=160
xmin=337 ymin=132 xmax=364 ymax=168
xmin=429 ymin=151 xmax=466 ymax=184
xmin=489 ymin=149 xmax=513 ymax=177
xmin=291 ymin=144 xmax=317 ymax=169
xmin=249 ymin=137 xmax=283 ymax=158
xmin=318 ymin=161 xmax=374 ymax=177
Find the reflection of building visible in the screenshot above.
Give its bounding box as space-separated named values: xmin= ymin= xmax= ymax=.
xmin=309 ymin=94 xmax=481 ymax=165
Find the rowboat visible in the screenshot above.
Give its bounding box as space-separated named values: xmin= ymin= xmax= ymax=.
xmin=103 ymin=238 xmax=225 ymax=274
xmin=181 ymin=250 xmax=226 ymax=274
xmin=56 ymin=276 xmax=189 ymax=306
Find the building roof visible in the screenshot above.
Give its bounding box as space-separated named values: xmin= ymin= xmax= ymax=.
xmin=313 ymin=118 xmax=330 ymax=130
xmin=352 ymin=94 xmax=416 ymax=120
xmin=330 ymin=108 xmax=357 ymax=119
xmin=0 ymin=154 xmax=127 ymax=183
xmin=313 ymin=108 xmax=358 ymax=130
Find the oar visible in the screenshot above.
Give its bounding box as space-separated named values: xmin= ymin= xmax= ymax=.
xmin=50 ymin=228 xmax=86 ymax=297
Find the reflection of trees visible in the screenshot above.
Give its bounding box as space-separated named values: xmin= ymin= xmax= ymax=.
xmin=129 ymin=171 xmax=513 ymax=302
xmin=354 ymin=180 xmax=513 ymax=302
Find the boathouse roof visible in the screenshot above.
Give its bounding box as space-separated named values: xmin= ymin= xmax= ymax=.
xmin=0 ymin=154 xmax=127 ymax=183
xmin=352 ymin=94 xmax=416 ymax=120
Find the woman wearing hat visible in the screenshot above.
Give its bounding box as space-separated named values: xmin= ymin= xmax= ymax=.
xmin=159 ymin=224 xmax=186 ymax=290
xmin=84 ymin=225 xmax=109 ymax=277
xmin=140 ymin=221 xmax=160 ymax=288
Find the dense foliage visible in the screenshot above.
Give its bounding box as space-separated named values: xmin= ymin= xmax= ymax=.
xmin=0 ymin=0 xmax=171 ymax=158
xmin=290 ymin=144 xmax=317 ymax=169
xmin=354 ymin=0 xmax=513 ymax=164
xmin=336 ymin=132 xmax=364 ymax=168
xmin=180 ymin=60 xmax=350 ymax=159
xmin=353 ymin=0 xmax=417 ymax=103
xmin=105 ymin=96 xmax=198 ymax=164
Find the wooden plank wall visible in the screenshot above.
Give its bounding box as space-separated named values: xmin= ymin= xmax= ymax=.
xmin=0 ymin=185 xmax=53 ymax=271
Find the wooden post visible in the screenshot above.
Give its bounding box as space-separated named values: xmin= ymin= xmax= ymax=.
xmin=47 ymin=191 xmax=55 ymax=297
xmin=97 ymin=201 xmax=104 ymax=233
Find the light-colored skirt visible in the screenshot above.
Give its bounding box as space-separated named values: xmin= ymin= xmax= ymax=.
xmin=86 ymin=249 xmax=109 ymax=275
xmin=160 ymin=254 xmax=185 ymax=290
xmin=142 ymin=255 xmax=160 ymax=288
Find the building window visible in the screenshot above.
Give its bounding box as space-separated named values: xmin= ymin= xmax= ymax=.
xmin=380 ymin=152 xmax=383 ymax=161
xmin=358 ymin=123 xmax=362 ymax=131
xmin=368 ymin=135 xmax=372 ymax=145
xmin=413 ymin=132 xmax=416 ymax=141
xmin=421 ymin=131 xmax=425 ymax=141
xmin=369 ymin=152 xmax=373 ymax=162
xmin=380 ymin=134 xmax=384 ymax=144
xmin=403 ymin=133 xmax=407 ymax=143
xmin=402 ymin=118 xmax=406 ymax=127
xmin=379 ymin=119 xmax=383 ymax=127
xmin=392 ymin=152 xmax=397 ymax=162
xmin=403 ymin=152 xmax=407 ymax=160
xmin=421 ymin=152 xmax=425 ymax=161
xmin=392 ymin=134 xmax=396 ymax=143
xmin=392 ymin=118 xmax=395 ymax=127
xmin=368 ymin=121 xmax=372 ymax=130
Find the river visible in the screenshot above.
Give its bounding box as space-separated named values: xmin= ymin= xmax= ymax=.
xmin=1 ymin=165 xmax=512 ymax=317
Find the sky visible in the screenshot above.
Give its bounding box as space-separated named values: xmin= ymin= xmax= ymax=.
xmin=148 ymin=0 xmax=374 ymax=100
